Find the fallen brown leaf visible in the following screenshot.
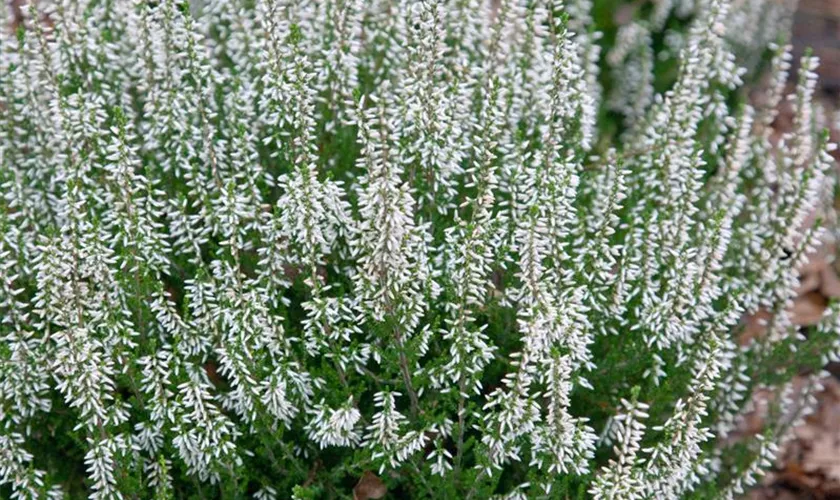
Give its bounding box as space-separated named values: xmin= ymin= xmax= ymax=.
xmin=747 ymin=490 xmax=801 ymax=500
xmin=796 ymin=270 xmax=821 ymax=295
xmin=800 ymin=242 xmax=834 ymax=276
xmin=804 ymin=437 xmax=840 ymax=481
xmin=353 ymin=471 xmax=387 ymax=500
xmin=777 ymin=461 xmax=821 ymax=491
xmin=791 ymin=292 xmax=828 ymax=326
xmin=821 ymin=265 xmax=840 ymax=298
xmin=204 ymin=361 xmax=224 ymax=387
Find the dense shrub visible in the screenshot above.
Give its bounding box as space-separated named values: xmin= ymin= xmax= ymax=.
xmin=0 ymin=0 xmax=837 ymax=498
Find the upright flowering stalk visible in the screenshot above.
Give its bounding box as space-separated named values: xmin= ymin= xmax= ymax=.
xmin=590 ymin=393 xmax=650 ymax=499
xmin=478 ymin=11 xmax=596 ymax=489
xmin=0 ymin=433 xmax=59 ymax=499
xmin=353 ymin=87 xmax=438 ymax=416
xmin=0 ymin=210 xmax=51 ymax=428
xmin=577 ymin=153 xmax=629 ymax=334
xmin=631 ymin=0 xmax=738 ymax=352
xmin=171 ymin=365 xmax=242 ymax=483
xmin=432 ymin=0 xmax=522 ymax=478
xmin=271 ymin=24 xmax=353 ymax=358
xmin=316 ymin=0 xmax=364 ymax=129
xmin=401 ymin=0 xmax=466 ymax=218
xmin=607 ymin=22 xmax=654 ymax=126
xmin=636 ymin=308 xmax=739 ymax=498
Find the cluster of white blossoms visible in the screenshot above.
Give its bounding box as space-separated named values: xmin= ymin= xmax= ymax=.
xmin=0 ymin=0 xmax=837 ymax=498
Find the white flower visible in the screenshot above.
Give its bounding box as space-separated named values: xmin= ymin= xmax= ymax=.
xmin=306 ymin=398 xmax=362 ymax=449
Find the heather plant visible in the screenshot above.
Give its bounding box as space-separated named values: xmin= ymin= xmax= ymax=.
xmin=0 ymin=0 xmax=838 ymax=499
